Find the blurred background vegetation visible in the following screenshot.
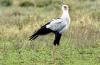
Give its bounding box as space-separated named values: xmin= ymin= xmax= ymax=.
xmin=0 ymin=0 xmax=100 ymax=65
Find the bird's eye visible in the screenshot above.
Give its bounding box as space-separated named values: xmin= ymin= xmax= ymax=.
xmin=64 ymin=6 xmax=67 ymax=9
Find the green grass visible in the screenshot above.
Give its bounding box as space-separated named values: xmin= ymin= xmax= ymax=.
xmin=0 ymin=0 xmax=100 ymax=65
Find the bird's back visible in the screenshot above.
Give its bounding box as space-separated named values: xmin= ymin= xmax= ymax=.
xmin=46 ymin=18 xmax=67 ymax=32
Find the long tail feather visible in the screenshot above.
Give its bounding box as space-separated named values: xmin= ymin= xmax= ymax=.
xmin=29 ymin=35 xmax=38 ymax=40
xmin=29 ymin=23 xmax=52 ymax=40
xmin=29 ymin=32 xmax=38 ymax=40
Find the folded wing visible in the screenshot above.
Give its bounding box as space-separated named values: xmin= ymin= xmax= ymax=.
xmin=46 ymin=18 xmax=66 ymax=32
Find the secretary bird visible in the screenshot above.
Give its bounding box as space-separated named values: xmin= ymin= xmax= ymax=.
xmin=29 ymin=5 xmax=70 ymax=45
xmin=29 ymin=4 xmax=70 ymax=62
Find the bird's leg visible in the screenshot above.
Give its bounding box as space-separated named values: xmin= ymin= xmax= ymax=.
xmin=51 ymin=32 xmax=62 ymax=63
xmin=52 ymin=45 xmax=57 ymax=64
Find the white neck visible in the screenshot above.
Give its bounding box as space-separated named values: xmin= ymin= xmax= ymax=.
xmin=60 ymin=10 xmax=70 ymax=20
xmin=60 ymin=10 xmax=70 ymax=28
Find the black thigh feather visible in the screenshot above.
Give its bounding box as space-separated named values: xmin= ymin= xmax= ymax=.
xmin=53 ymin=32 xmax=62 ymax=46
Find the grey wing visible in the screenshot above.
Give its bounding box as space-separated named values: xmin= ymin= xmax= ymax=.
xmin=46 ymin=19 xmax=66 ymax=31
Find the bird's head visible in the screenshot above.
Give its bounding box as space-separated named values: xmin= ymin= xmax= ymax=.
xmin=62 ymin=5 xmax=69 ymax=12
xmin=60 ymin=4 xmax=70 ymax=19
